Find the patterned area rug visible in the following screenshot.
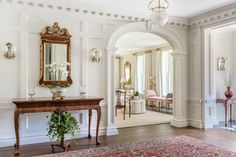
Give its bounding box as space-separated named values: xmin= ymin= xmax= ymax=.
xmin=36 ymin=136 xmax=236 ymax=157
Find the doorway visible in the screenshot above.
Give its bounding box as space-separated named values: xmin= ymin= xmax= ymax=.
xmin=204 ymin=22 xmax=236 ymax=130
xmin=106 ymin=22 xmax=187 ymax=135
xmin=113 ymin=32 xmax=174 ymax=128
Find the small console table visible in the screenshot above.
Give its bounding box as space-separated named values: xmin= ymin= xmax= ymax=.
xmin=217 ymin=98 xmax=236 ymax=127
xmin=12 ymin=97 xmax=103 ymax=155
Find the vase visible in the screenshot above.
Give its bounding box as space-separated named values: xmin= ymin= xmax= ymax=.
xmin=134 ymin=96 xmax=139 ymax=100
xmin=224 ymin=87 xmax=233 ymax=99
xmin=50 ymin=87 xmax=67 ymax=99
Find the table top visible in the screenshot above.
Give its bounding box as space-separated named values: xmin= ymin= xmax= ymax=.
xmin=13 ymin=96 xmax=104 ymax=103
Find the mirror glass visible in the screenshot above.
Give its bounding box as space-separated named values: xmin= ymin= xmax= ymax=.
xmin=44 ymin=43 xmax=67 ymax=81
xmin=124 ymin=62 xmax=131 ymax=84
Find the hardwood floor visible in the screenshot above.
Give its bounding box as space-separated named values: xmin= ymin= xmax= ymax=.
xmin=1 ymin=124 xmax=236 ymax=157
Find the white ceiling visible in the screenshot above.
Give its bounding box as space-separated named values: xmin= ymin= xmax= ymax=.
xmin=72 ymin=0 xmax=236 ymax=17
xmin=115 ymin=32 xmax=169 ymax=55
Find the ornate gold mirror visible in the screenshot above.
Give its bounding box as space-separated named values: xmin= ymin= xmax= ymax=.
xmin=124 ymin=62 xmax=131 ymax=85
xmin=39 ymin=22 xmax=73 ymax=86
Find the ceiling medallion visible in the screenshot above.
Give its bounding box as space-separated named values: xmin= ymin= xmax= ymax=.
xmin=148 ymin=0 xmax=169 ymax=26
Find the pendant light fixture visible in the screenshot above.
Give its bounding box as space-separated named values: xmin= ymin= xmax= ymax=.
xmin=148 ymin=0 xmax=169 ymax=26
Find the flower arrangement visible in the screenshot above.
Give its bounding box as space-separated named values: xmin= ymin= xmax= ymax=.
xmin=223 ymin=71 xmax=233 ymax=87
xmin=45 ymin=62 xmax=70 ymax=88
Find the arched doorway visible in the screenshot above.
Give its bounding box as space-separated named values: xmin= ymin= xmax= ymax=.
xmin=106 ymin=22 xmax=187 ymax=135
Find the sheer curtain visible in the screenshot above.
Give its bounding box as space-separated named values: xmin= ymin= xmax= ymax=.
xmin=160 ymin=50 xmax=173 ymax=96
xmin=136 ymin=55 xmax=145 ymax=93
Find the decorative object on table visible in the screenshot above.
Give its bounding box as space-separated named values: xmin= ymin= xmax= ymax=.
xmin=47 ymin=108 xmax=79 ymax=152
xmin=3 ymin=42 xmax=16 ymax=59
xmin=27 ymin=85 xmax=36 ymax=99
xmin=35 ymin=136 xmax=236 ymax=157
xmin=224 ymin=71 xmax=233 ymax=98
xmin=39 ymin=22 xmax=73 ymax=86
xmin=148 ymin=0 xmax=169 ymax=29
xmin=217 ymin=57 xmax=226 ymax=71
xmin=133 ymin=91 xmax=140 ymax=100
xmin=225 ymin=87 xmax=233 ymax=99
xmin=80 ymin=85 xmax=87 ymax=97
xmin=46 ymin=62 xmax=70 ymax=99
xmin=90 ymin=48 xmax=102 ymax=63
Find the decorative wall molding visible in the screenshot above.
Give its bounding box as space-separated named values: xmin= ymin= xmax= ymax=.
xmin=189 ymin=3 xmax=236 ymax=28
xmin=0 ymin=0 xmax=189 ymax=28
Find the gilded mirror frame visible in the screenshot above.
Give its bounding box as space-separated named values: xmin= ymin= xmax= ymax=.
xmin=124 ymin=61 xmax=131 ymax=85
xmin=39 ymin=22 xmax=73 ymax=86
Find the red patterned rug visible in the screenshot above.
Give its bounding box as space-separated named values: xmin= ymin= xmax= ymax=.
xmin=36 ymin=136 xmax=236 ymax=157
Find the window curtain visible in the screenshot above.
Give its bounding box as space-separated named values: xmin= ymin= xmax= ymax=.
xmin=136 ymin=55 xmax=145 ymax=93
xmin=155 ymin=50 xmax=162 ymax=96
xmin=145 ymin=51 xmax=152 ymax=91
xmin=160 ymin=50 xmax=173 ymax=96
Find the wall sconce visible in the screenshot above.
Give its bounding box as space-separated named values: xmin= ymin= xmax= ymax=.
xmin=3 ymin=42 xmax=16 ymax=59
xmin=217 ymin=56 xmax=226 ymax=71
xmin=90 ymin=48 xmax=102 ymax=63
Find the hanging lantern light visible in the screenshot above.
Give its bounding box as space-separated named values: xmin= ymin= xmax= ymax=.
xmin=148 ymin=0 xmax=169 ymax=26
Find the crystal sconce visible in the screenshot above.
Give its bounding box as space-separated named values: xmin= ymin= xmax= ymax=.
xmin=3 ymin=42 xmax=16 ymax=59
xmin=90 ymin=48 xmax=102 ymax=63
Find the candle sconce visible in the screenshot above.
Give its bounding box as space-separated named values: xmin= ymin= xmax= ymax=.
xmin=3 ymin=42 xmax=16 ymax=59
xmin=90 ymin=48 xmax=102 ymax=63
xmin=217 ymin=56 xmax=226 ymax=71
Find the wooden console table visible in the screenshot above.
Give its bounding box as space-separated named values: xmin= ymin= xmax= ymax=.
xmin=12 ymin=97 xmax=103 ymax=155
xmin=216 ymin=98 xmax=236 ymax=127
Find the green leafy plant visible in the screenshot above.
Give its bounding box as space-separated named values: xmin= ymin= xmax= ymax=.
xmin=133 ymin=91 xmax=140 ymax=96
xmin=47 ymin=110 xmax=79 ymax=143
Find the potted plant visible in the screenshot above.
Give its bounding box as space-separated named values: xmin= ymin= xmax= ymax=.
xmin=133 ymin=91 xmax=140 ymax=100
xmin=47 ymin=108 xmax=79 ymax=152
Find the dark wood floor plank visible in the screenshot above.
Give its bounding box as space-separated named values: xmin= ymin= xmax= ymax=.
xmin=1 ymin=124 xmax=236 ymax=157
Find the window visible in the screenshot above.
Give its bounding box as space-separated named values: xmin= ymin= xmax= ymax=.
xmin=136 ymin=55 xmax=145 ymax=93
xmin=161 ymin=50 xmax=173 ymax=96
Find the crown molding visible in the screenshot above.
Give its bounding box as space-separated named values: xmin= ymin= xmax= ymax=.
xmin=2 ymin=0 xmax=235 ymax=29
xmin=0 ymin=0 xmax=189 ymax=28
xmin=189 ymin=3 xmax=236 ymax=28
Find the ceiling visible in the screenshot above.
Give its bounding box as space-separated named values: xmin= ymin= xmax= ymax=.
xmin=115 ymin=32 xmax=169 ymax=55
xmin=72 ymin=0 xmax=236 ymax=17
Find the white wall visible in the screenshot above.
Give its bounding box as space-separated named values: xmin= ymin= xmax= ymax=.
xmin=0 ymin=1 xmax=127 ymax=147
xmin=188 ymin=3 xmax=236 ymax=128
xmin=212 ymin=31 xmax=234 ymax=121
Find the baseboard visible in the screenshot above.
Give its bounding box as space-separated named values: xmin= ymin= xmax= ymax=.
xmin=188 ymin=120 xmax=204 ymax=129
xmin=106 ymin=124 xmax=118 ymax=136
xmin=0 ymin=127 xmax=109 ymax=147
xmin=171 ymin=119 xmax=188 ymax=127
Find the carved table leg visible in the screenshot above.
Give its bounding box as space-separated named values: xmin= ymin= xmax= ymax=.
xmin=88 ymin=109 xmax=92 ymax=138
xmin=96 ymin=106 xmax=101 ymax=145
xmin=225 ymin=104 xmax=228 ymax=127
xmin=129 ymin=99 xmax=131 ymax=117
xmin=14 ymin=111 xmax=20 ymax=155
